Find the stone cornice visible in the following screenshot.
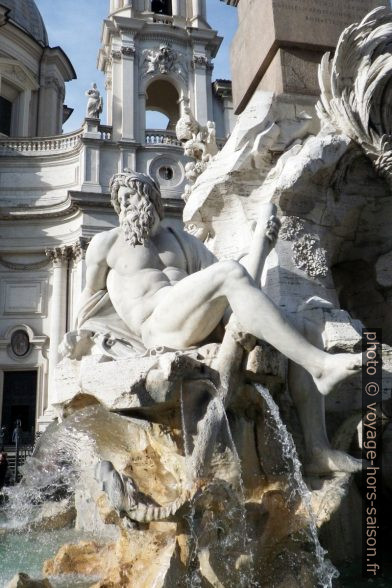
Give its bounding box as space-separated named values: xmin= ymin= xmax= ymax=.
xmin=0 ymin=5 xmax=10 ymax=28
xmin=0 ymin=196 xmax=79 ymax=221
xmin=41 ymin=46 xmax=77 ymax=82
xmin=0 ymin=191 xmax=183 ymax=221
xmin=213 ymin=79 xmax=233 ymax=99
xmin=0 ymin=256 xmax=50 ymax=271
xmin=112 ymin=15 xmax=145 ymax=33
xmin=68 ymin=191 xmax=112 ymax=211
xmin=161 ymin=197 xmax=184 ymax=219
xmin=137 ymin=32 xmax=188 ymax=47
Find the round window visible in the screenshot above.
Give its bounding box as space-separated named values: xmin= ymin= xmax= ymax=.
xmin=159 ymin=166 xmax=174 ymax=181
xmin=11 ymin=330 xmax=30 ymax=357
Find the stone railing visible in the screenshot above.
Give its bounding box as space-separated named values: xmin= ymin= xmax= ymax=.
xmin=98 ymin=125 xmax=112 ymax=141
xmin=0 ymin=129 xmax=84 ymax=156
xmin=152 ymin=13 xmax=173 ymax=25
xmin=145 ymin=130 xmax=182 ymax=147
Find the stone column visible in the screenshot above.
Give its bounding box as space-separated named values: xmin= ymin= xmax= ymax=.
xmin=105 ymin=64 xmax=113 ymax=126
xmin=222 ymin=95 xmax=234 ymax=137
xmin=40 ymin=78 xmax=63 ymax=136
xmin=0 ymin=370 xmax=4 ymax=429
xmin=19 ymin=89 xmax=32 ymax=136
xmin=192 ymin=0 xmax=200 ymax=18
xmin=111 ymin=49 xmax=123 ymax=141
xmin=57 ymin=87 xmax=65 ymax=133
xmin=172 ymin=0 xmax=180 ymax=16
xmin=206 ymin=62 xmax=214 ymax=122
xmin=192 ymin=57 xmax=209 ymax=126
xmin=45 ymin=246 xmax=71 ymax=411
xmin=121 ymin=45 xmax=136 ymax=140
xmin=138 ymin=90 xmax=146 ymax=144
xmin=69 ymin=239 xmax=90 ymax=327
xmin=121 ymin=148 xmax=137 ymax=172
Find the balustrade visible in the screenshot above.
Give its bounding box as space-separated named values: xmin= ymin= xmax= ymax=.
xmin=0 ymin=129 xmax=84 ymax=156
xmin=145 ymin=130 xmax=182 ymax=147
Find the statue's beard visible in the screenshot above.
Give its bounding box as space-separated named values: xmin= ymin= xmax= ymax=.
xmin=120 ymin=199 xmax=156 ymax=247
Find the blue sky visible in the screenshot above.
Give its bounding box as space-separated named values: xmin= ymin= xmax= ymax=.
xmin=34 ymin=1 xmax=237 ymax=133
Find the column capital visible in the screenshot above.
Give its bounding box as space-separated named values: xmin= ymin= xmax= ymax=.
xmin=45 ymin=246 xmax=72 ymax=266
xmin=192 ymin=56 xmax=212 ymax=70
xmin=121 ymin=46 xmax=136 ymax=59
xmin=70 ymin=237 xmax=91 ymax=263
xmin=111 ymin=49 xmax=122 ymax=61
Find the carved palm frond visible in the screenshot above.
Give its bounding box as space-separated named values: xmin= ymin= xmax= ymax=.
xmin=316 ymin=7 xmax=392 ymax=185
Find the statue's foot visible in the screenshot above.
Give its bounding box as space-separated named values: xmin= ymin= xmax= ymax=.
xmin=313 ymin=352 xmax=362 ymax=396
xmin=305 ymin=447 xmax=364 ymax=475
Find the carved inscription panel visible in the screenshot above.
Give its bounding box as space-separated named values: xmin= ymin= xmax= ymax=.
xmin=273 ymin=0 xmax=388 ymax=47
xmin=1 ymin=278 xmax=47 ymax=316
xmin=231 ymin=0 xmax=387 ymax=111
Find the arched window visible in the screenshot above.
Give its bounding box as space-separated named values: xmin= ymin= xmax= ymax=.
xmin=0 ymin=97 xmax=12 ymax=136
xmin=151 ymin=0 xmax=172 ymax=16
xmin=145 ymin=79 xmax=180 ymax=131
xmin=146 ymin=111 xmax=170 ymax=130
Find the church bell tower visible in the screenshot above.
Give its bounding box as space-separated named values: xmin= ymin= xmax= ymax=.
xmin=98 ymin=0 xmax=231 ymax=206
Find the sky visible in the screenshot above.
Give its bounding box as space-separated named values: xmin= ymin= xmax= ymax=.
xmin=34 ymin=0 xmax=238 ymax=133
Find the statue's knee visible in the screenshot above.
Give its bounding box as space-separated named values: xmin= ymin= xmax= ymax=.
xmin=219 ymin=260 xmax=247 ymax=283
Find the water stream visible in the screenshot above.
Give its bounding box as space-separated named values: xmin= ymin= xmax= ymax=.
xmin=0 ymin=386 xmax=340 ymax=587
xmin=1 ymin=421 xmax=81 ymax=530
xmin=180 ymin=383 xmax=203 ymax=587
xmin=0 ymin=527 xmax=102 ymax=587
xmin=220 ymin=406 xmax=260 ymax=588
xmin=256 ymin=384 xmax=339 ymax=588
xmin=0 ymin=412 xmax=117 ymax=586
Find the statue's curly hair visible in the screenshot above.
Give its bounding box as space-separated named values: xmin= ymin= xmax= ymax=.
xmin=109 ymin=170 xmax=164 ymax=219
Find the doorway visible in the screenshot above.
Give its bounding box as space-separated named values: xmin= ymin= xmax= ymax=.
xmin=1 ymin=371 xmax=37 ymax=445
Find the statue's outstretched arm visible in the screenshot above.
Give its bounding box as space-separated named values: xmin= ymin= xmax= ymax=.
xmin=240 ymin=204 xmax=280 ymax=284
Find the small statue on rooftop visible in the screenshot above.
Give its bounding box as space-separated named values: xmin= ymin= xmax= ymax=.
xmin=85 ymin=83 xmax=103 ymax=120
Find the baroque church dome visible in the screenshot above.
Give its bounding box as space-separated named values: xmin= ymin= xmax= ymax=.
xmin=1 ymin=0 xmax=48 ymax=46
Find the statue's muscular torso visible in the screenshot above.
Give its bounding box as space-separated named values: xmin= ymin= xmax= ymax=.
xmin=84 ymin=225 xmax=215 ymax=337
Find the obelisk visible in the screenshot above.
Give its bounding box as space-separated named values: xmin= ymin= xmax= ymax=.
xmin=225 ymin=0 xmax=388 ymax=114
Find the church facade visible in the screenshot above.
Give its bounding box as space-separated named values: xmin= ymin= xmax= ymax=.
xmin=0 ymin=0 xmax=234 ymax=442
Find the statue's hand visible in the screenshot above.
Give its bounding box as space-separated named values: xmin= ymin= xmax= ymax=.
xmin=266 ymin=215 xmax=281 ymax=244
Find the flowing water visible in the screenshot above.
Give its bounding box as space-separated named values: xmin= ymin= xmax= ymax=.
xmin=256 ymin=384 xmax=339 ymax=588
xmin=0 ymin=527 xmax=102 ymax=587
xmin=179 ymin=383 xmax=202 ymax=587
xmin=0 ymin=389 xmax=339 ymax=587
xmin=220 ymin=407 xmax=260 ymax=588
xmin=180 ymin=384 xmax=259 ymax=588
xmin=0 ymin=411 xmax=117 ymax=586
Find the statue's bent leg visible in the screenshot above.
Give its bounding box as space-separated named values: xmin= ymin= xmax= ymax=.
xmin=289 ymin=320 xmax=363 ymax=474
xmin=141 ymin=260 xmax=361 ymax=395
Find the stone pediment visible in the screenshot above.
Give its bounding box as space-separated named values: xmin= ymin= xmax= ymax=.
xmin=0 ymin=58 xmax=39 ymax=91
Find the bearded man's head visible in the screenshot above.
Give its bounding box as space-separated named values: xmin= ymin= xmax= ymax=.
xmin=109 ymin=171 xmax=164 ymax=246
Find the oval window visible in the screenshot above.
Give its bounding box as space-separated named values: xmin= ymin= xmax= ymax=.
xmin=11 ymin=330 xmax=30 ymax=357
xmin=159 ymin=166 xmax=174 ymax=181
